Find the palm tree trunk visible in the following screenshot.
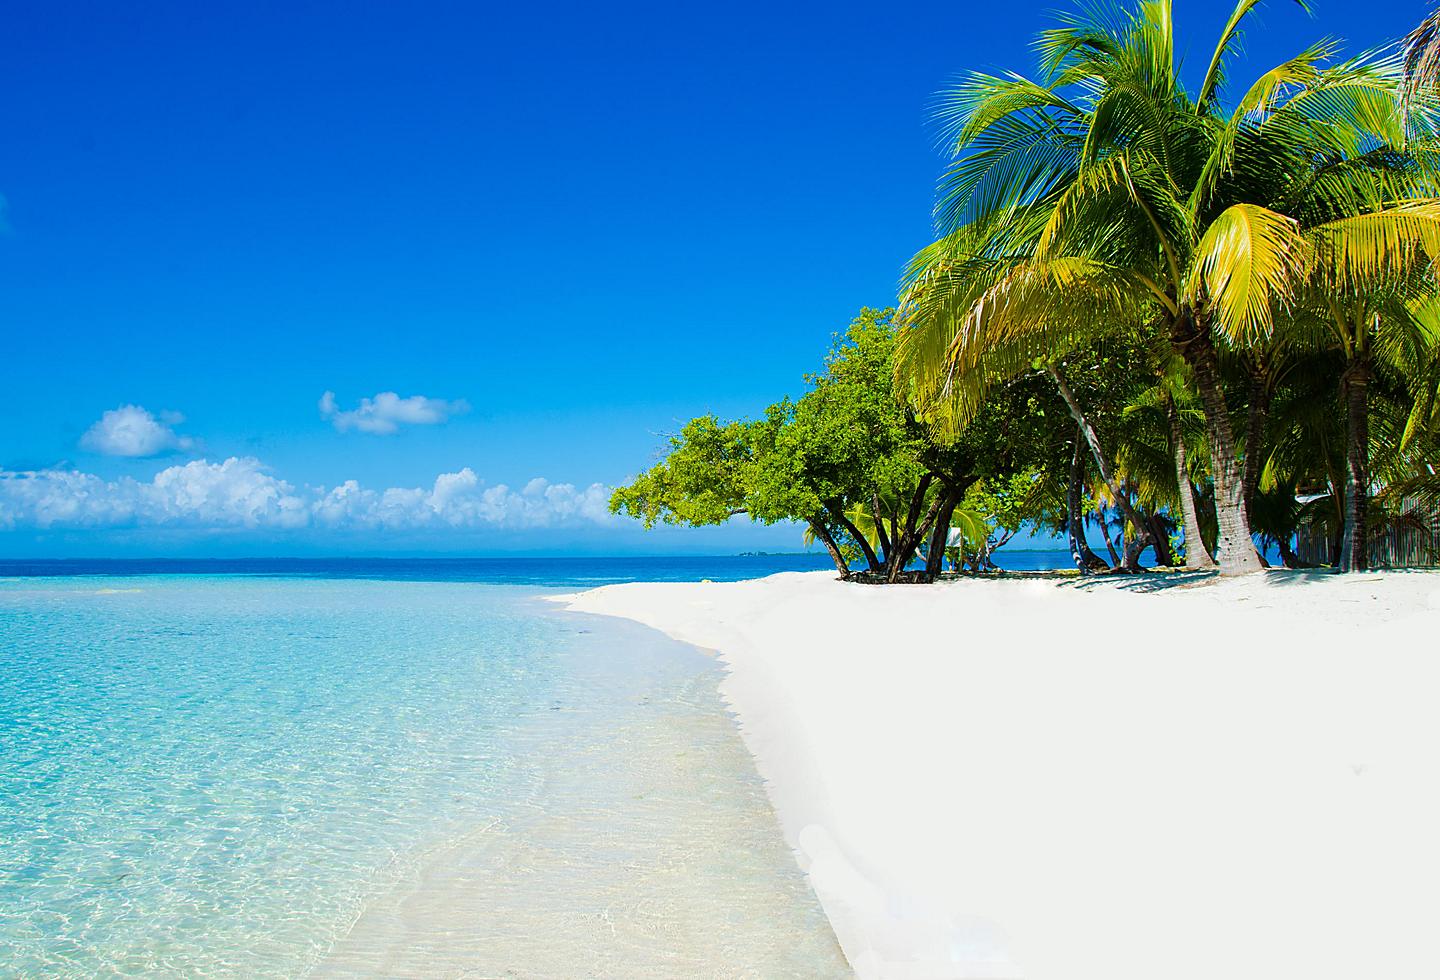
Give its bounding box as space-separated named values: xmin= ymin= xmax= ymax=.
xmin=1166 ymin=397 xmax=1216 ymax=570
xmin=1067 ymin=435 xmax=1109 ymax=572
xmin=1329 ymin=488 xmax=1345 ymax=565
xmin=1242 ymin=368 xmax=1273 ymax=569
xmin=1243 ymin=369 xmax=1271 ymax=513
xmin=1171 ymin=312 xmax=1262 ymax=574
xmin=1339 ymin=362 xmax=1371 ymax=572
xmin=1047 ymin=365 xmax=1153 ymax=549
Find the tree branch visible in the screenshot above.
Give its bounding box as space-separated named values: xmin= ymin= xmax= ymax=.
xmin=829 ymin=504 xmax=881 ymax=572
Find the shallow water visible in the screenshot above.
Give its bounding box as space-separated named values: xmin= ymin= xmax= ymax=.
xmin=0 ymin=576 xmax=847 ymax=977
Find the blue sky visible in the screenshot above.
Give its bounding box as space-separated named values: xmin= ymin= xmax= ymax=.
xmin=0 ymin=0 xmax=1425 ymax=556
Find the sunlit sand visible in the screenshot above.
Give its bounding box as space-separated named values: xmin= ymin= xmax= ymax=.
xmin=563 ymin=570 xmax=1440 ymax=979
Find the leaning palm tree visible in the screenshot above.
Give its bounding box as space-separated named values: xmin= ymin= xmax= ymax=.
xmin=899 ymin=0 xmax=1440 ymax=574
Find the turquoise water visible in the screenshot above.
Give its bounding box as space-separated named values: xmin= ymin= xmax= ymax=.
xmin=0 ymin=575 xmax=847 ymax=977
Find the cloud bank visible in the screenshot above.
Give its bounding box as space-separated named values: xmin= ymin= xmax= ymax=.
xmin=319 ymin=391 xmax=469 ymax=435
xmin=80 ymin=405 xmax=195 ymax=457
xmin=0 ymin=458 xmax=612 ymax=532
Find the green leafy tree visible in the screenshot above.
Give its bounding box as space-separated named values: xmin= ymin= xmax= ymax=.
xmin=613 ymin=309 xmax=987 ymax=581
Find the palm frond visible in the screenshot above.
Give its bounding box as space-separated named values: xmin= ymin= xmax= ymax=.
xmin=1197 ymin=0 xmax=1312 ymax=112
xmin=1186 ymin=203 xmax=1310 ymax=342
xmin=1307 ymin=198 xmax=1440 ymax=293
xmin=1402 ymin=9 xmax=1440 ymax=104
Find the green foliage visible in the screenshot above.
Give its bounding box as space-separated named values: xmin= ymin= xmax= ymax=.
xmin=610 ymin=416 xmax=759 ymax=529
xmin=612 ymin=308 xmax=992 ymax=577
xmin=898 ymin=0 xmax=1440 ymax=571
xmin=616 ymin=0 xmax=1440 ymax=577
xmin=964 ymin=471 xmax=1046 ymax=536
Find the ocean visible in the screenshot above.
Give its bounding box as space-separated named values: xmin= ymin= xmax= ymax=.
xmin=0 ymin=553 xmax=1070 ymax=976
xmin=0 ymin=549 xmax=1077 ymax=584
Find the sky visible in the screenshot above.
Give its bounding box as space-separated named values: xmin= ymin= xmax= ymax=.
xmin=0 ymin=0 xmax=1427 ymax=556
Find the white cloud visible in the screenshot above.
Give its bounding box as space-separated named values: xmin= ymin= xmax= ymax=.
xmin=0 ymin=458 xmax=612 ymax=534
xmin=148 ymin=458 xmax=309 ymax=528
xmin=319 ymin=391 xmax=468 ymax=435
xmin=80 ymin=405 xmax=195 ymax=457
xmin=0 ymin=458 xmax=305 ymax=530
xmin=309 ymin=469 xmax=611 ymax=530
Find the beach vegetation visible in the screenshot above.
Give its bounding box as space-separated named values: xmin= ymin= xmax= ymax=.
xmin=614 ymin=309 xmax=1062 ymax=581
xmin=616 ymin=0 xmax=1440 ymax=579
xmin=897 ymin=0 xmax=1440 ymax=574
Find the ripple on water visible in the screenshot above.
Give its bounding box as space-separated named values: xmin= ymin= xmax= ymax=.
xmin=0 ymin=577 xmax=848 ymax=977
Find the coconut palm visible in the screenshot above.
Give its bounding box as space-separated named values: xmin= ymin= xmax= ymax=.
xmin=1285 ymin=248 xmax=1440 ymax=568
xmin=899 ymin=0 xmax=1440 ymax=574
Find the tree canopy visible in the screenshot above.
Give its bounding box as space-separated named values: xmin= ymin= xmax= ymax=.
xmin=615 ymin=0 xmax=1440 ymax=580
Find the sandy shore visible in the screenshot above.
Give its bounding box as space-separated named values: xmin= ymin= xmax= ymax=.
xmin=557 ymin=569 xmax=1440 ymax=979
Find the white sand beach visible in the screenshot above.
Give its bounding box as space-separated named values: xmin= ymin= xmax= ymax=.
xmin=559 ymin=570 xmax=1440 ymax=979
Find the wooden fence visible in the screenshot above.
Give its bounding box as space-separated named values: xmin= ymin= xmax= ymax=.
xmin=1295 ymin=501 xmax=1440 ymax=568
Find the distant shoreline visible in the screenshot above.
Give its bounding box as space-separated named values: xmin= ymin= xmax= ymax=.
xmin=0 ymin=550 xmax=1079 ymax=580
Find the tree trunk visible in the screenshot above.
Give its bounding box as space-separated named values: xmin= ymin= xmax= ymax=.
xmin=807 ymin=519 xmax=851 ymax=578
xmin=1243 ymin=368 xmax=1271 ymax=513
xmin=829 ymin=506 xmax=881 ymax=573
xmin=1097 ymin=507 xmax=1122 ymax=567
xmin=1115 ymin=486 xmax=1148 ymax=573
xmin=1166 ymin=397 xmax=1216 ymax=570
xmin=1170 ymin=312 xmax=1262 ymax=574
xmin=887 ymin=478 xmax=943 ymax=583
xmin=925 ymin=491 xmax=960 ymax=581
xmin=900 ymin=475 xmax=933 ymax=550
xmin=870 ymin=494 xmax=892 ymax=566
xmin=1048 ymin=365 xmax=1153 ymax=549
xmin=1243 ymin=368 xmax=1274 ymax=569
xmin=1329 ymin=491 xmax=1345 ymax=566
xmin=1066 ymin=436 xmax=1110 ymax=573
xmin=1145 ymin=511 xmax=1173 ymax=567
xmin=1339 ymin=362 xmax=1371 ymax=573
xmin=1122 ymin=528 xmax=1148 ymax=571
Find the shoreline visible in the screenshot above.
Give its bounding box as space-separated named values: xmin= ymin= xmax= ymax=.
xmin=558 ymin=569 xmax=1440 ymax=979
xmin=316 ymin=599 xmax=847 ymax=976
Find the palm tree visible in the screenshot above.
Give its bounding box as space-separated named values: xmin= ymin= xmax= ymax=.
xmin=1274 ymin=129 xmax=1440 ymax=569
xmin=1064 ymin=433 xmax=1115 ymax=572
xmin=1287 ymin=256 xmax=1440 ymax=569
xmin=899 ymin=0 xmax=1439 ymax=574
xmin=1116 ymin=360 xmax=1219 ymax=569
xmin=1404 ymin=9 xmax=1440 ymax=102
